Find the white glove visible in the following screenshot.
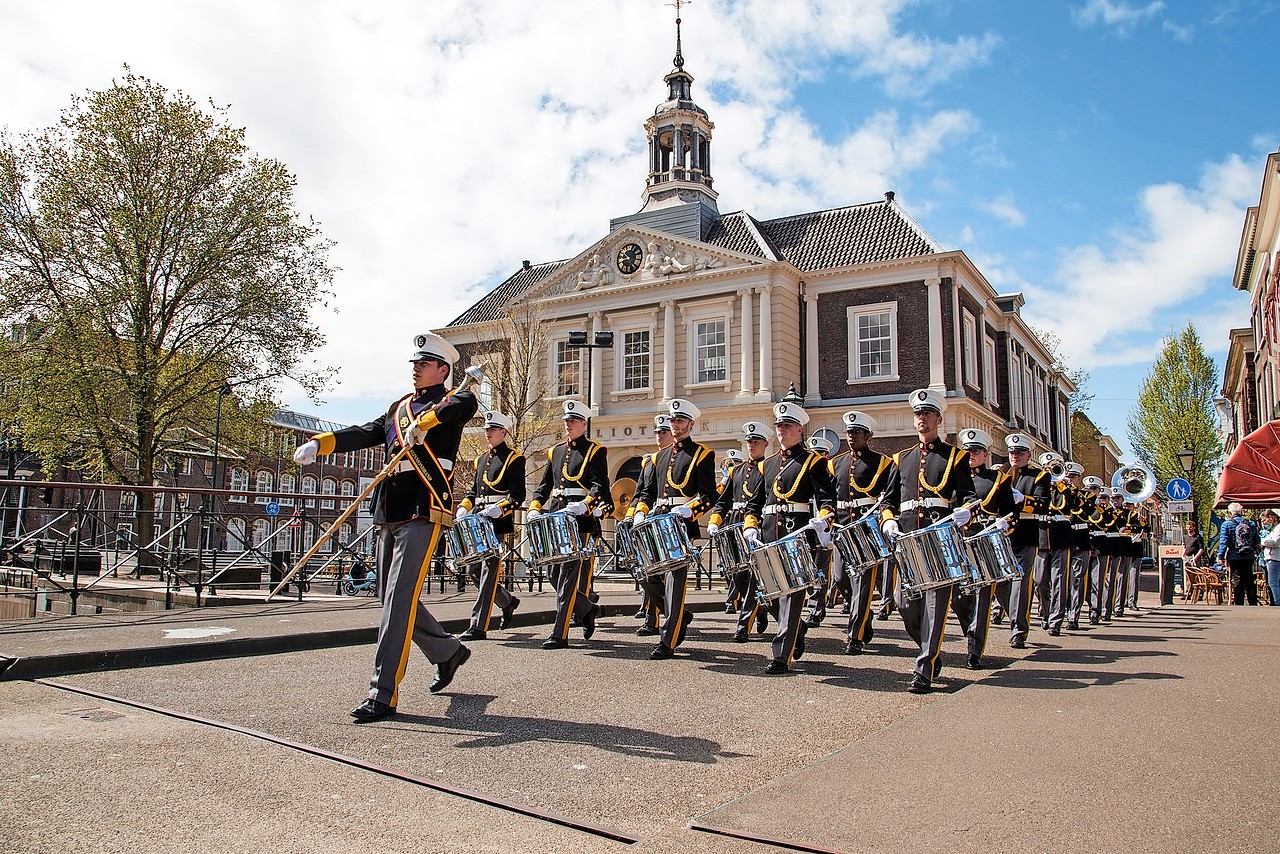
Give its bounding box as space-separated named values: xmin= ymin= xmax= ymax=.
xmin=811 ymin=516 xmax=830 ymax=534
xmin=706 ymin=522 xmax=721 ymax=537
xmin=454 ymin=505 xmax=471 ymax=520
xmin=951 ymin=506 xmax=971 ymax=527
xmin=996 ymin=517 xmax=1011 ymax=533
xmin=816 ymin=529 xmax=833 ymax=549
xmin=743 ymin=527 xmax=761 ymax=547
xmin=593 ymin=507 xmax=604 ymax=517
xmin=632 ymin=511 xmax=647 ymax=525
xmin=565 ymin=501 xmax=588 ymax=516
xmin=293 ymin=440 xmax=319 ymax=465
xmin=526 ymin=509 xmax=542 ymax=522
xmin=408 ymin=420 xmax=427 ymax=446
xmin=1011 ymin=488 xmax=1025 ymax=503
xmin=673 ymin=505 xmax=693 ymax=519
xmin=882 ymin=519 xmax=900 ymax=540
xmin=482 ymin=504 xmax=503 ymax=519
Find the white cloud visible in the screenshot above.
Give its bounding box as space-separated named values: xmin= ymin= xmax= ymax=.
xmin=977 ymin=192 xmax=1026 ymax=227
xmin=0 ymin=0 xmax=994 ymax=418
xmin=1022 ymin=153 xmax=1258 ymax=370
xmin=1071 ymin=0 xmax=1191 ymax=40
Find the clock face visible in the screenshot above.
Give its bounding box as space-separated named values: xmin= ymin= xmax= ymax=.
xmin=616 ymin=242 xmax=644 ymax=275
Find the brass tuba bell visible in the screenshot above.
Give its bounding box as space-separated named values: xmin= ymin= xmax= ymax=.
xmin=1110 ymin=463 xmax=1156 ymax=504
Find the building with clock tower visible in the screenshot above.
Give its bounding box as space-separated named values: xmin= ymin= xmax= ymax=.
xmin=439 ymin=12 xmax=1075 ymax=490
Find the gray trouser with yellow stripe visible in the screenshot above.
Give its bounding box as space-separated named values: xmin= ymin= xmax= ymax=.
xmin=733 ymin=568 xmax=762 ymax=633
xmin=549 ymin=557 xmax=596 ymax=641
xmin=639 ymin=564 xmax=692 ymax=649
xmin=369 ymin=519 xmax=461 ymax=707
xmin=1036 ymin=547 xmax=1070 ymax=631
xmin=846 ymin=556 xmax=881 ymax=644
xmin=769 ymin=587 xmax=807 ymax=664
xmin=896 ymin=582 xmax=953 ymax=682
xmin=467 ymin=548 xmax=515 ymax=632
xmin=1067 ymin=548 xmax=1093 ymax=624
xmin=994 ymin=545 xmax=1037 ymax=645
xmin=950 ymin=583 xmax=991 ymax=658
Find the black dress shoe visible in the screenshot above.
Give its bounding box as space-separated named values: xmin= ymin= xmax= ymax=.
xmin=350 ymin=698 xmax=396 ymax=722
xmin=991 ymin=612 xmax=1005 ymax=625
xmin=499 ymin=596 xmax=520 ymax=630
xmin=634 ymin=608 xmax=646 ymax=619
xmin=429 ymin=644 xmax=471 ymax=693
xmin=1115 ymin=609 xmax=1125 ymax=618
xmin=1089 ymin=615 xmax=1100 ymax=625
xmin=793 ymin=622 xmax=808 ymax=660
xmin=841 ymin=603 xmax=851 ymax=615
xmin=965 ymin=654 xmax=981 ymax=670
xmin=649 ymin=644 xmax=674 ymax=660
xmin=724 ymin=603 xmax=736 ymax=614
xmin=1010 ymin=638 xmax=1026 ymax=649
xmin=805 ymin=616 xmax=823 ymax=629
xmin=844 ymin=640 xmax=863 ymax=655
xmin=933 ymin=658 xmax=943 ymax=679
xmin=732 ymin=629 xmax=749 ymax=643
xmin=681 ymin=610 xmax=694 ymax=634
xmin=907 ymin=676 xmax=932 ymax=695
xmin=755 ymin=610 xmax=769 ymax=634
xmin=764 ymin=659 xmax=788 ymax=675
xmin=863 ymin=624 xmax=875 ymax=643
xmin=458 ymin=628 xmax=486 ymax=641
xmin=636 ymin=625 xmax=658 ymax=636
xmin=582 ymin=605 xmax=598 ymax=640
xmin=542 ymin=638 xmax=569 ymax=649
xmin=1048 ymin=626 xmax=1061 ymax=637
xmin=1067 ymin=621 xmax=1079 ymax=631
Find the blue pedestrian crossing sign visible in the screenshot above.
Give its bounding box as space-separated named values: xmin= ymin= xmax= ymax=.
xmin=1165 ymin=478 xmax=1192 ymax=501
xmin=265 ymin=501 xmax=281 ymax=516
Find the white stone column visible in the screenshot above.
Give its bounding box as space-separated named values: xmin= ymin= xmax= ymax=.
xmin=663 ymin=300 xmax=676 ymax=402
xmin=757 ymin=286 xmax=773 ymax=399
xmin=590 ymin=311 xmax=604 ymax=411
xmin=738 ymin=288 xmax=754 ymax=400
xmin=926 ymin=277 xmax=945 ymax=391
xmin=804 ymin=290 xmax=820 ymax=405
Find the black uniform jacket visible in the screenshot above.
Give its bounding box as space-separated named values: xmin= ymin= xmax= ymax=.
xmin=1070 ymin=488 xmax=1097 ymax=551
xmin=880 ymin=438 xmax=977 ymax=534
xmin=969 ymin=463 xmax=1017 ymax=529
xmin=314 ymin=384 xmax=477 ymax=526
xmin=744 ymin=443 xmax=836 ymax=544
xmin=530 ymin=435 xmax=611 ymax=537
xmin=707 ymin=456 xmax=766 ymax=528
xmin=830 ymin=447 xmax=895 ymax=526
xmin=462 ymin=442 xmax=526 ymax=538
xmin=626 ymin=452 xmax=657 ymax=520
xmin=1046 ymin=479 xmax=1078 ymax=550
xmin=1006 ymin=463 xmax=1051 ymax=550
xmin=635 ymin=436 xmax=717 ymax=538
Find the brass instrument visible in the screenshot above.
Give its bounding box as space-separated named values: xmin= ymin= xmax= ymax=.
xmin=610 ymin=477 xmax=637 ymax=521
xmin=1110 ymin=463 xmax=1156 ymax=504
xmin=1038 ymin=451 xmax=1067 ymax=481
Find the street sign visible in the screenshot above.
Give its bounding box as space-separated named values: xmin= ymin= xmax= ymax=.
xmin=265 ymin=501 xmax=280 ymax=516
xmin=1167 ymin=499 xmax=1194 ymax=513
xmin=1165 ymin=478 xmax=1192 ymax=501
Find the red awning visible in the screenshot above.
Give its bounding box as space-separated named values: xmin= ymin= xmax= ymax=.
xmin=1215 ymin=419 xmax=1280 ymax=509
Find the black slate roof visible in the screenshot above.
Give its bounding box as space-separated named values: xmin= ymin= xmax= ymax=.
xmin=444 ymin=199 xmax=940 ymax=328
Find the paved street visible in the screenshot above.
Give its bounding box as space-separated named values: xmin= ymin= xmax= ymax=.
xmin=1 ymin=586 xmax=1277 ymax=853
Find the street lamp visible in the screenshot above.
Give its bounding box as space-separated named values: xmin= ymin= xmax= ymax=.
xmin=1177 ymin=447 xmax=1195 ymax=474
xmin=565 ymin=331 xmax=614 ymax=434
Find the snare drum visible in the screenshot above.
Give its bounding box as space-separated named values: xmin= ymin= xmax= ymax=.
xmin=832 ymin=515 xmax=891 ymax=574
xmin=751 ymin=531 xmax=820 ymax=601
xmin=448 ymin=514 xmax=501 ymax=567
xmin=962 ymin=527 xmax=1021 ymax=590
xmin=633 ymin=513 xmax=696 ymax=576
xmin=612 ymin=518 xmax=641 ymax=578
xmin=711 ymin=523 xmax=752 ymax=575
xmin=525 ymin=511 xmax=584 ymax=567
xmin=893 ymin=520 xmax=971 ymax=596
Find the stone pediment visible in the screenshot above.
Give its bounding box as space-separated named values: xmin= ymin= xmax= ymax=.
xmin=516 ymin=228 xmax=766 ymax=304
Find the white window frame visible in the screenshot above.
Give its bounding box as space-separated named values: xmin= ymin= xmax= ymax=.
xmin=1010 ymin=347 xmax=1023 ymax=417
xmin=229 ymin=468 xmax=249 ymax=503
xmin=682 ymin=303 xmax=732 ymax=390
xmin=226 ymin=518 xmax=246 ymax=550
xmin=616 ymin=326 xmax=654 ymax=393
xmin=961 ymin=310 xmax=978 ymax=386
xmin=846 ymin=301 xmax=900 ymax=384
xmin=301 ymin=475 xmax=317 ymax=509
xmin=983 ymin=335 xmax=999 ymax=405
xmin=321 ymin=477 xmax=336 ymax=510
xmin=252 ymin=518 xmax=270 ymax=547
xmin=278 ymin=474 xmax=296 ymax=506
xmin=551 ymin=338 xmax=582 ymax=399
xmin=254 ymin=470 xmax=273 ymax=504
xmin=1023 ymin=362 xmax=1035 ymax=425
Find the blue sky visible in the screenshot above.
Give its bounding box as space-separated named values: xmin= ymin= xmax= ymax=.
xmin=1 ymin=0 xmax=1274 ymax=456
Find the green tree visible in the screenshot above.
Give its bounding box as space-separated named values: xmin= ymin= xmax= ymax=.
xmin=0 ymin=69 xmax=334 ymax=564
xmin=1127 ymin=322 xmax=1223 ymax=532
xmin=1030 ymin=325 xmax=1093 ymax=414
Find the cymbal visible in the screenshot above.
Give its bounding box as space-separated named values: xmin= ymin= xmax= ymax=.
xmin=611 ymin=477 xmax=636 ymax=521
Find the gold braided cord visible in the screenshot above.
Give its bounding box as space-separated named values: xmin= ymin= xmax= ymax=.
xmin=665 ymin=443 xmax=709 ymax=492
xmin=850 ymin=453 xmax=891 ymax=496
xmin=480 ymin=446 xmax=518 ymax=490
xmin=561 ymin=440 xmax=598 ymax=484
xmin=918 ymin=445 xmax=959 ymax=496
xmin=773 ymin=451 xmax=818 ymax=501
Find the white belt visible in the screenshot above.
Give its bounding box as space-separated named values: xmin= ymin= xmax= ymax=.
xmin=1072 ymin=523 xmax=1088 ymax=530
xmin=764 ymin=502 xmax=810 ymax=514
xmin=551 ymin=487 xmax=587 ymax=498
xmin=477 ymin=492 xmax=509 ymax=503
xmin=731 ymin=501 xmax=747 ymax=510
xmin=900 ymin=498 xmax=949 ymax=511
xmin=656 ymin=496 xmax=689 ymax=508
xmin=1052 ymin=514 xmax=1071 ymax=522
xmin=390 ymin=458 xmax=453 ymax=475
xmin=838 ymin=498 xmax=878 ymax=509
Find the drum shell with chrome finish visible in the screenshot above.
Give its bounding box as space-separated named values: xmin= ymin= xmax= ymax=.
xmin=751 ymin=532 xmax=820 ymax=601
xmin=711 ymin=523 xmax=752 ymax=575
xmin=832 ymin=515 xmax=891 ymax=573
xmin=449 ymin=514 xmax=501 ymax=567
xmin=893 ymin=520 xmax=971 ymax=595
xmin=613 ymin=518 xmax=641 ymax=578
xmin=633 ymin=513 xmax=696 ymax=576
xmin=526 ymin=511 xmax=585 ymax=566
xmin=962 ymin=527 xmax=1021 ymax=590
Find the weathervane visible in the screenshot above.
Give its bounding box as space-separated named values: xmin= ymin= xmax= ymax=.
xmin=667 ymin=0 xmax=689 ymax=69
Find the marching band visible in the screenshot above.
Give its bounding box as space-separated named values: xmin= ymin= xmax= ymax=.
xmin=307 ymin=334 xmax=1158 ymax=720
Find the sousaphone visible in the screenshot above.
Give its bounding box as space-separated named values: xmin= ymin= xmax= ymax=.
xmin=611 ymin=477 xmax=637 ymax=521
